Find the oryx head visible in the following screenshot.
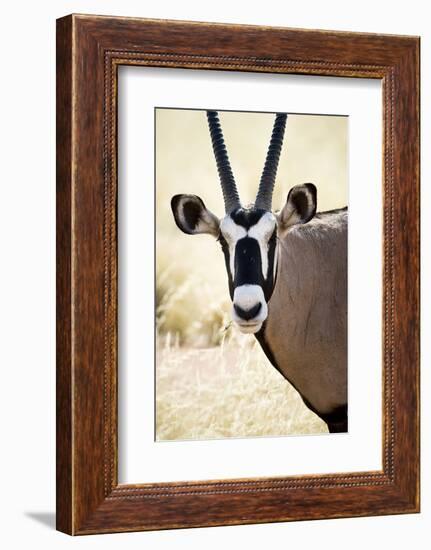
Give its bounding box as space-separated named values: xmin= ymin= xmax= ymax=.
xmin=171 ymin=111 xmax=317 ymax=334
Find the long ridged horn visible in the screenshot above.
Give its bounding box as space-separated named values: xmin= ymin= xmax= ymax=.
xmin=255 ymin=113 xmax=287 ymax=211
xmin=206 ymin=110 xmax=241 ymax=213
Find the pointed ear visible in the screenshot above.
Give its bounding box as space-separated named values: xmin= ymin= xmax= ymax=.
xmin=171 ymin=194 xmax=220 ymax=237
xmin=277 ymin=184 xmax=317 ymax=235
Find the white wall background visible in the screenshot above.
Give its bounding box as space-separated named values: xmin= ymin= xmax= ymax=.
xmin=0 ymin=1 xmax=427 ymax=548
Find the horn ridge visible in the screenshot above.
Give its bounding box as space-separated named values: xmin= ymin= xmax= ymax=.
xmin=206 ymin=110 xmax=241 ymax=213
xmin=255 ymin=113 xmax=288 ymax=211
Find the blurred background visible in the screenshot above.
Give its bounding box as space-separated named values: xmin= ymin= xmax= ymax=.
xmin=155 ymin=108 xmax=348 ymax=441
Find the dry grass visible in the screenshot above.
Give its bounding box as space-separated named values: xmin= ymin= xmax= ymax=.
xmin=156 ymin=332 xmax=327 ymax=441
xmin=156 ymin=234 xmax=232 ymax=347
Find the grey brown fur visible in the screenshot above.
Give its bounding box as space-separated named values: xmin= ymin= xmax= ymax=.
xmin=262 ymin=208 xmax=347 ymax=429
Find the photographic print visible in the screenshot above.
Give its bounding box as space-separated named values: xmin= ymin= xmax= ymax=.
xmin=155 ymin=107 xmax=348 ymax=441
xmin=57 ymin=16 xmax=420 ymax=533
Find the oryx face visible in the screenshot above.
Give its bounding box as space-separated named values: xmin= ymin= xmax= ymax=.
xmin=171 ymin=197 xmax=278 ymax=333
xmin=218 ymin=208 xmax=278 ymax=333
xmin=170 ymin=111 xmax=316 ymax=334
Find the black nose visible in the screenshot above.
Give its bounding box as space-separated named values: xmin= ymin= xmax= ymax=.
xmin=234 ymin=302 xmax=262 ymax=321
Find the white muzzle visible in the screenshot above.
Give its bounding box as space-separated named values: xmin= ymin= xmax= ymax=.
xmin=232 ymin=284 xmax=268 ymax=334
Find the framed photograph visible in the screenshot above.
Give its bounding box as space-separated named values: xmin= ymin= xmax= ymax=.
xmin=56 ymin=14 xmax=420 ymax=534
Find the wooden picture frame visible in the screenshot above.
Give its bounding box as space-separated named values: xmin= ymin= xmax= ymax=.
xmin=56 ymin=14 xmax=420 ymax=535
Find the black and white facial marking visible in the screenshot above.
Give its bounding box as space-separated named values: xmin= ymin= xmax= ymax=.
xmin=171 ymin=196 xmax=278 ymax=333
xmin=218 ymin=208 xmax=278 ymax=333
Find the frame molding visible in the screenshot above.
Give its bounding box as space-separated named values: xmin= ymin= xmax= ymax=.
xmin=56 ymin=14 xmax=420 ymax=534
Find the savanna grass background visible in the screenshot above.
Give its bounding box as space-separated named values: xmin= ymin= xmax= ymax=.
xmin=155 ymin=108 xmax=348 ymax=441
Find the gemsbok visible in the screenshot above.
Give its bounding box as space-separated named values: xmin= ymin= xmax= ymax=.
xmin=171 ymin=111 xmax=348 ymax=433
